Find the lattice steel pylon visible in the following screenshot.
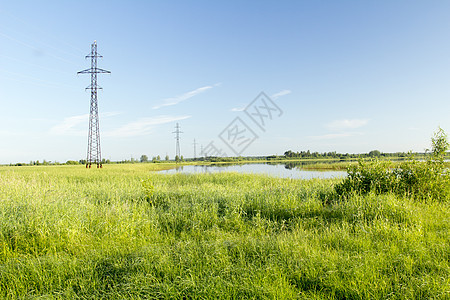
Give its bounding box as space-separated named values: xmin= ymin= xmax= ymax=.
xmin=193 ymin=138 xmax=198 ymax=159
xmin=172 ymin=123 xmax=183 ymax=161
xmin=78 ymin=41 xmax=110 ymax=168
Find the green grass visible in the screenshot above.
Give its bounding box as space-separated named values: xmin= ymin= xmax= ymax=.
xmin=0 ymin=165 xmax=449 ymax=299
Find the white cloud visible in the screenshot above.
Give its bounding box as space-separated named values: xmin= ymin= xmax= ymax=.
xmin=230 ymin=106 xmax=246 ymax=112
xmin=310 ymin=132 xmax=360 ymax=140
xmin=50 ymin=112 xmax=121 ymax=136
xmin=105 ymin=115 xmax=191 ymax=137
xmin=0 ymin=130 xmax=20 ymax=137
xmin=50 ymin=114 xmax=88 ymax=136
xmin=50 ymin=112 xmax=188 ymax=138
xmin=271 ymin=89 xmax=291 ymax=99
xmin=230 ymin=90 xmax=291 ymax=112
xmin=102 ymin=112 xmax=122 ymax=118
xmin=325 ymin=119 xmax=369 ymax=131
xmin=153 ymin=84 xmax=219 ymax=109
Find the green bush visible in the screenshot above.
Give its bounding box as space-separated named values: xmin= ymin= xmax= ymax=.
xmin=334 ymin=159 xmax=396 ymax=196
xmin=335 ymin=128 xmax=449 ymax=201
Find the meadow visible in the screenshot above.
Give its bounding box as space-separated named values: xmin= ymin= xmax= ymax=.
xmin=0 ymin=163 xmax=449 ymax=299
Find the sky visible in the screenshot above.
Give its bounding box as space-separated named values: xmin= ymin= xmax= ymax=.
xmin=1 ymin=0 xmax=450 ymax=164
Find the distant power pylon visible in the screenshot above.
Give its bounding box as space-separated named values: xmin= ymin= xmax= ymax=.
xmin=193 ymin=138 xmax=198 ymax=159
xmin=78 ymin=41 xmax=110 ymax=168
xmin=172 ymin=123 xmax=183 ymax=160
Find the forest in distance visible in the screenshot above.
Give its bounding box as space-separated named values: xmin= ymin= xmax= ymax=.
xmin=5 ymin=148 xmax=449 ymax=167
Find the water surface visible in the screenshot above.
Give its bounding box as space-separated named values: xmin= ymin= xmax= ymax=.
xmin=158 ymin=163 xmax=346 ymax=179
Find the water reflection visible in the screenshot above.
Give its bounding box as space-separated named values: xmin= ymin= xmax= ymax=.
xmin=276 ymin=160 xmax=341 ymax=170
xmin=159 ymin=162 xmax=347 ymax=179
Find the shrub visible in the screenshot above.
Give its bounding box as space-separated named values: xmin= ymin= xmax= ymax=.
xmin=334 ymin=159 xmax=396 ymax=196
xmin=335 ymin=128 xmax=449 ymax=201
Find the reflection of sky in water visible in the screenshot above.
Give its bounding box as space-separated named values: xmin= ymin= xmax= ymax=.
xmin=158 ymin=164 xmax=346 ymax=179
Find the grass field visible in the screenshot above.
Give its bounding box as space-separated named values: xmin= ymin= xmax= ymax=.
xmin=0 ymin=164 xmax=449 ymax=299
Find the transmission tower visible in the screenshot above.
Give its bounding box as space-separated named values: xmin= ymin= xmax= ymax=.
xmin=172 ymin=123 xmax=183 ymax=160
xmin=193 ymin=138 xmax=198 ymax=159
xmin=78 ymin=41 xmax=110 ymax=168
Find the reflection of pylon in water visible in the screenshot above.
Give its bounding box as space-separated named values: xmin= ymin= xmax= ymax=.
xmin=78 ymin=41 xmax=110 ymax=168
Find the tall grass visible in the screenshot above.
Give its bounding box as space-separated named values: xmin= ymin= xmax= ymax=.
xmin=0 ymin=165 xmax=448 ymax=298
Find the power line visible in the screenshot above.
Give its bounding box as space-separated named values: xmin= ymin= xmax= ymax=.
xmin=78 ymin=41 xmax=110 ymax=168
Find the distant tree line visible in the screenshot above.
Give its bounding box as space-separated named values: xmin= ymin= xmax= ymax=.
xmin=282 ymin=149 xmax=413 ymax=160
xmin=4 ymin=149 xmax=448 ymax=167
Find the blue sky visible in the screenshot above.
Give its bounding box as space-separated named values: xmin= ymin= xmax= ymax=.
xmin=1 ymin=1 xmax=449 ymax=163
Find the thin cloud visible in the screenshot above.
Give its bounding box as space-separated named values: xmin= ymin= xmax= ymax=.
xmin=0 ymin=130 xmax=21 ymax=137
xmin=230 ymin=106 xmax=246 ymax=112
xmin=153 ymin=84 xmax=219 ymax=109
xmin=50 ymin=112 xmax=121 ymax=136
xmin=325 ymin=119 xmax=369 ymax=131
xmin=310 ymin=132 xmax=358 ymax=140
xmin=101 ymin=112 xmax=122 ymax=118
xmin=230 ymin=89 xmax=291 ymax=112
xmin=105 ymin=115 xmax=191 ymax=137
xmin=271 ymin=89 xmax=291 ymax=99
xmin=0 ymin=31 xmax=78 ymax=66
xmin=50 ymin=114 xmax=88 ymax=136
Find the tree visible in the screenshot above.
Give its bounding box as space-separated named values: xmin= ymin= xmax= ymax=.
xmin=369 ymin=150 xmax=381 ymax=157
xmin=156 ymin=155 xmax=161 ymax=161
xmin=284 ymin=150 xmax=293 ymax=158
xmin=165 ymin=155 xmax=169 ymax=161
xmin=140 ymin=155 xmax=148 ymax=163
xmin=175 ymin=155 xmax=180 ymax=162
xmin=430 ymin=127 xmax=449 ymax=162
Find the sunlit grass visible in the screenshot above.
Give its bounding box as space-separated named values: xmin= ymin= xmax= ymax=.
xmin=0 ymin=165 xmax=448 ymax=298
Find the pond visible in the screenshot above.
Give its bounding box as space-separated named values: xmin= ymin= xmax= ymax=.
xmin=158 ymin=163 xmax=347 ymax=179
